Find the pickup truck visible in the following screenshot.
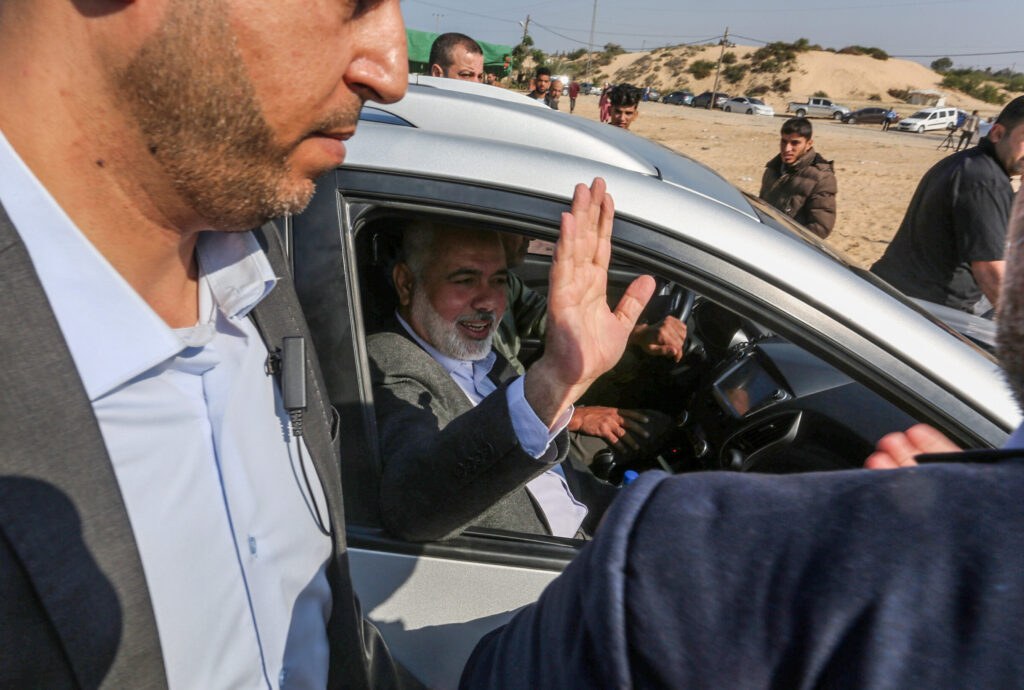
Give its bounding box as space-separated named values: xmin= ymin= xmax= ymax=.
xmin=786 ymin=97 xmax=851 ymax=120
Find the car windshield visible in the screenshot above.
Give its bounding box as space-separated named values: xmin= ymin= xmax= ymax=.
xmin=749 ymin=98 xmax=765 ymax=105
xmin=908 ymin=110 xmax=931 ymax=119
xmin=743 ymin=192 xmax=993 ymax=358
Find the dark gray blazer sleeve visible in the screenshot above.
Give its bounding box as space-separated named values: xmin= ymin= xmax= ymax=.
xmin=463 ymin=463 xmax=1024 ymax=689
xmin=368 ymin=332 xmax=568 ymax=542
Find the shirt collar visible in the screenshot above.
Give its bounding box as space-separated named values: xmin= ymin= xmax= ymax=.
xmin=0 ymin=128 xmax=277 ymax=401
xmin=395 ymin=312 xmax=498 ymax=383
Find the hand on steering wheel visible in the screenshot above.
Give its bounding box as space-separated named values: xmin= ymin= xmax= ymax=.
xmin=629 ymin=316 xmax=688 ymax=362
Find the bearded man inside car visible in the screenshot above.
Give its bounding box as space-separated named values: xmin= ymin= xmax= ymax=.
xmin=366 ymin=196 xmax=657 ymax=543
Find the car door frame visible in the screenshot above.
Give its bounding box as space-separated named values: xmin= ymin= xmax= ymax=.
xmin=288 ymin=166 xmax=1009 ymax=686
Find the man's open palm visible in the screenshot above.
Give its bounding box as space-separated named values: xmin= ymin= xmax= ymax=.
xmin=525 ymin=178 xmax=655 ymax=426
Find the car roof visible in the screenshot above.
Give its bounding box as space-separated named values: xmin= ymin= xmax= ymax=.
xmin=406 ymin=74 xmax=549 ymax=108
xmin=362 ymin=83 xmax=754 ymax=217
xmin=345 ymin=85 xmax=1018 ymax=429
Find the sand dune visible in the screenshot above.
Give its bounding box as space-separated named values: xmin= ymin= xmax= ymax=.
xmin=591 ymin=45 xmax=1013 ymax=117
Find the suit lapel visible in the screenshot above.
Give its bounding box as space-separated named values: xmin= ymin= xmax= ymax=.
xmin=0 ymin=204 xmax=167 ymax=688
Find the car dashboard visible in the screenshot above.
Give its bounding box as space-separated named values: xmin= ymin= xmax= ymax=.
xmin=611 ymin=299 xmax=917 ymax=480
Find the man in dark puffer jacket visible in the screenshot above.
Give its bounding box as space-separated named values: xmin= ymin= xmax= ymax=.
xmin=759 ymin=117 xmax=838 ymax=238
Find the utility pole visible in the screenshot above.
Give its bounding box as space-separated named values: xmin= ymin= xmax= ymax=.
xmin=521 ymin=14 xmax=530 ymax=45
xmin=709 ymin=27 xmax=729 ymax=109
xmin=433 ymin=13 xmax=444 ymax=33
xmin=585 ymin=0 xmax=597 ymax=83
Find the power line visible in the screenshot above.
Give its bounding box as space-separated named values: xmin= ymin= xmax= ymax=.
xmin=404 ymin=0 xmax=520 ymax=25
xmin=403 ymin=0 xmax=1021 ymax=62
xmin=891 ymin=50 xmax=1024 ymax=58
xmin=532 ymin=19 xmax=722 ymax=48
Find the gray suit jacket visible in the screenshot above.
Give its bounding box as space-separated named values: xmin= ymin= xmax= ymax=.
xmin=0 ymin=205 xmax=402 ymax=688
xmin=367 ymin=325 xmax=569 ymax=542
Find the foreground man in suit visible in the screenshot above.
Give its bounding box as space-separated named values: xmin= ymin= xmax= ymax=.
xmin=462 ymin=192 xmax=1024 ymax=687
xmin=0 ymin=4 xmax=653 ymax=686
xmin=0 ymin=0 xmax=414 ymax=686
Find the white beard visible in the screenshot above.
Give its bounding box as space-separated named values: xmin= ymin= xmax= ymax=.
xmin=411 ymin=290 xmax=494 ymax=361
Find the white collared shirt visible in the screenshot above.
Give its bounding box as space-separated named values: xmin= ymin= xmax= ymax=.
xmin=0 ymin=129 xmax=331 ymax=689
xmin=397 ymin=314 xmax=588 ymax=537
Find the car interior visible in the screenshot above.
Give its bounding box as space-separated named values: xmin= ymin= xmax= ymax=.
xmin=342 ymin=210 xmax=919 ymax=540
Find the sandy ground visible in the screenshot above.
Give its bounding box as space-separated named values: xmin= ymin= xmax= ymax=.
xmin=567 ymin=94 xmax=1014 ymax=267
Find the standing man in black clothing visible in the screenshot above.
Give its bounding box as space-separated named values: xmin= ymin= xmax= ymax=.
xmin=526 ymin=67 xmax=551 ymax=101
xmin=872 ymin=97 xmax=1024 ymax=314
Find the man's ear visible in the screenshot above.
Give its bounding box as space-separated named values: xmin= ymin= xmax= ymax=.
xmin=393 ymin=262 xmax=415 ymax=308
xmin=989 ymin=123 xmax=1006 ymax=144
xmin=430 ymin=64 xmax=444 ymax=78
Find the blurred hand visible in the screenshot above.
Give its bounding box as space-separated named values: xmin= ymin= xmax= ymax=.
xmin=524 ymin=178 xmax=655 ymax=426
xmin=629 ymin=316 xmax=688 ymax=362
xmin=864 ymin=424 xmax=961 ymax=469
xmin=569 ymin=406 xmax=651 ymax=451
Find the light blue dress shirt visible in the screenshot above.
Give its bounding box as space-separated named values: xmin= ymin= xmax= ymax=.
xmin=0 ymin=129 xmax=332 ymax=689
xmin=396 ymin=314 xmax=588 ymax=537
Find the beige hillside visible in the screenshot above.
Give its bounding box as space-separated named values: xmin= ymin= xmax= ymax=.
xmin=563 ymin=44 xmax=1015 ymax=116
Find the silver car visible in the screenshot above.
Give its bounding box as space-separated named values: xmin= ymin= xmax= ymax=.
xmin=723 ymin=96 xmax=775 ymax=117
xmin=287 ymin=82 xmax=1016 ymax=686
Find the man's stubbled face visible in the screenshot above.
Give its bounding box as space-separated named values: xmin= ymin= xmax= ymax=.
xmin=117 ymin=1 xmax=360 ymax=229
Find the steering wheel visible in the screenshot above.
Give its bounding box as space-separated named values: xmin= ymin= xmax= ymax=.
xmin=667 ymin=283 xmax=695 ymax=324
xmin=642 ymin=280 xmax=694 ymax=325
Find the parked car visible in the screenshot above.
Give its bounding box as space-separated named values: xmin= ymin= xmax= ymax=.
xmin=723 ymin=96 xmax=774 ymax=116
xmin=896 ymin=106 xmax=959 ymax=133
xmin=287 ymin=82 xmax=1017 ymax=687
xmin=692 ymin=91 xmax=730 ymax=109
xmin=841 ymin=107 xmax=891 ymax=125
xmin=663 ymin=90 xmax=694 ymax=105
xmin=786 ymin=96 xmax=851 ymax=120
xmin=644 ymin=88 xmax=661 ymax=102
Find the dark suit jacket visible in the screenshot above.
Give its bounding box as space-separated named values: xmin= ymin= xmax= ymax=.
xmin=367 ymin=323 xmax=569 ymax=542
xmin=463 ymin=459 xmax=1024 ymax=689
xmin=0 ymin=205 xmax=402 ymax=688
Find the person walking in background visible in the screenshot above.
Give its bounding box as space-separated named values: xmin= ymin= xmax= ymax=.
xmin=882 ymin=108 xmax=898 ymax=131
xmin=758 ymin=117 xmax=838 ymax=239
xmin=872 ymin=96 xmax=1024 ymax=316
xmin=958 ymin=110 xmax=981 ymax=152
xmin=599 ymin=82 xmax=612 ymax=123
xmin=569 ymin=80 xmax=580 ymax=114
xmin=546 ymin=80 xmax=562 ymax=110
xmin=429 ymin=32 xmax=485 ymax=83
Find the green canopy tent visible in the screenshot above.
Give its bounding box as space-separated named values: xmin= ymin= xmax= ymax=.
xmin=406 ymin=28 xmax=513 ymax=76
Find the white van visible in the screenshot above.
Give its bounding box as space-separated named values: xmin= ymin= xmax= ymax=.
xmin=896 ymin=107 xmax=959 ymax=133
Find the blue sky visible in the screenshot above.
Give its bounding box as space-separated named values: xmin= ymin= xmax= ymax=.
xmin=400 ymin=0 xmax=1023 ymax=71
